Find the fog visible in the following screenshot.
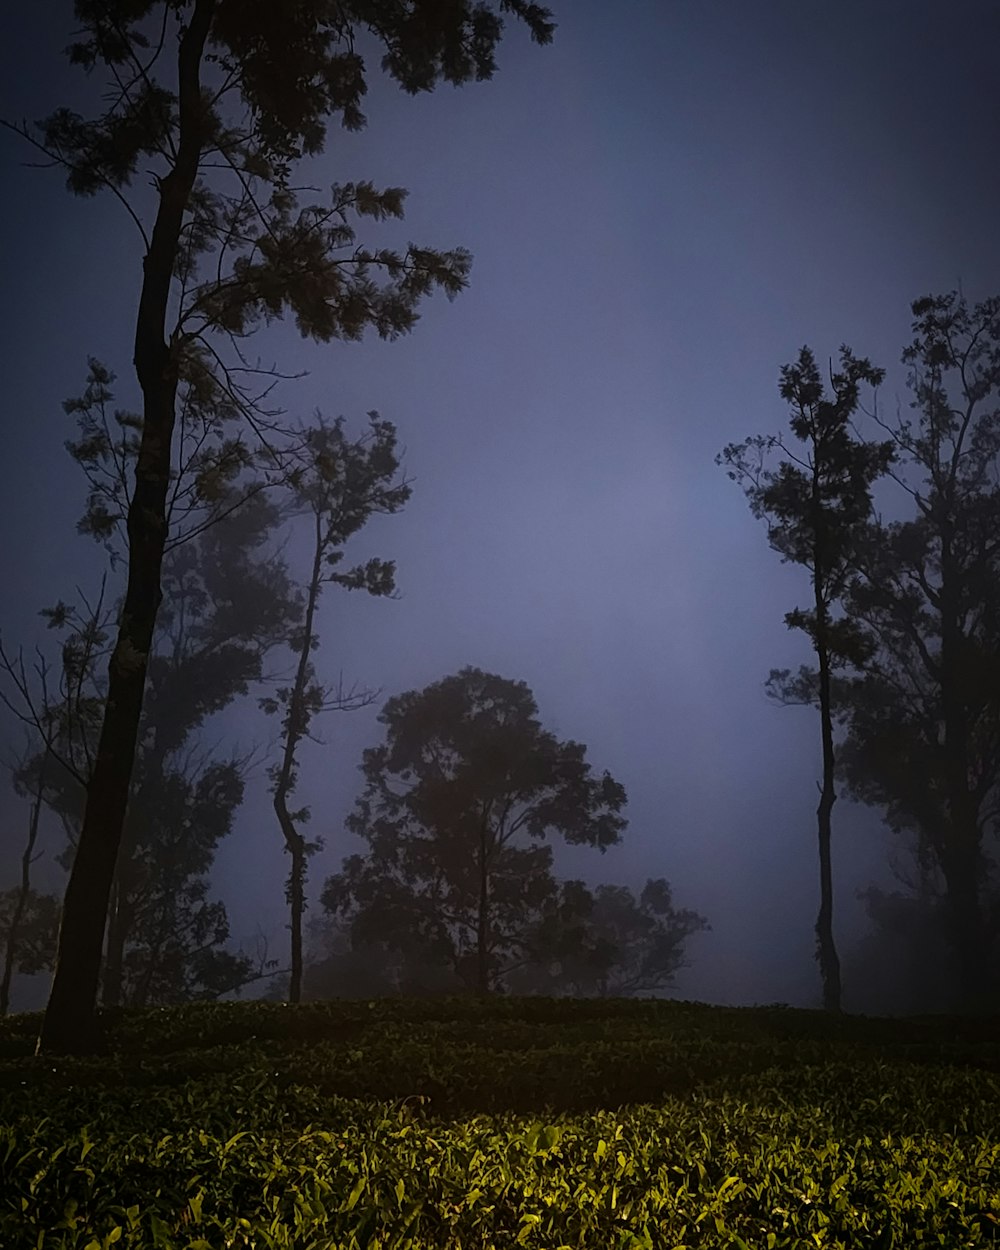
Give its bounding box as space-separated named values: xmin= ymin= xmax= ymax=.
xmin=2 ymin=1 xmax=999 ymax=1013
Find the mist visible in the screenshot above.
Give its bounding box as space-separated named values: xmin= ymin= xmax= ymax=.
xmin=2 ymin=0 xmax=999 ymax=1019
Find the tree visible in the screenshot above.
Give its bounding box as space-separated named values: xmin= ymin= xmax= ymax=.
xmin=322 ymin=667 xmax=628 ymax=995
xmin=833 ymin=293 xmax=1000 ymax=1012
xmin=265 ymin=415 xmax=409 ymax=1003
xmin=302 ymin=918 xmax=461 ymax=999
xmin=844 ymin=857 xmax=971 ymax=1016
xmin=0 ymin=887 xmax=61 ymax=1016
xmin=10 ymin=456 xmax=300 ymax=1009
xmin=1 ymin=739 xmax=53 ymax=1016
xmin=7 ymin=0 xmax=554 ymax=1054
xmin=719 ymin=347 xmax=893 ymax=1012
xmin=508 ymin=877 xmax=709 ymax=998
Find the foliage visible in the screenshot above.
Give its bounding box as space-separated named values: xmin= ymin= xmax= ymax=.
xmin=844 ymin=853 xmax=1000 ymax=1015
xmin=322 ymin=668 xmax=629 ymax=994
xmin=833 ymin=293 xmax=1000 ymax=1011
xmin=719 ymin=345 xmax=892 ymax=662
xmin=510 ymin=877 xmax=709 ymax=998
xmin=0 ymin=998 xmax=999 ymax=1248
xmin=0 ymin=888 xmax=60 ymax=978
xmin=303 ymin=920 xmax=464 ymax=999
xmin=26 ymin=477 xmax=300 ymax=1007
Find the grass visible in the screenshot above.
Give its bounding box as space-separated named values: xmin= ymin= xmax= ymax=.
xmin=1 ymin=996 xmax=998 ymax=1247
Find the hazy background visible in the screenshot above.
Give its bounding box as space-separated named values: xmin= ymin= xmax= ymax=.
xmin=2 ymin=0 xmax=999 ymax=1010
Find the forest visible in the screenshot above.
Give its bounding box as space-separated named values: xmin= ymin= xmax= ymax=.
xmin=0 ymin=2 xmax=998 ymax=1246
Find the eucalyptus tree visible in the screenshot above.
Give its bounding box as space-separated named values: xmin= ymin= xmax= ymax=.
xmin=4 ymin=0 xmax=554 ymax=1053
xmin=264 ymin=414 xmax=409 ymax=1003
xmin=719 ymin=348 xmax=893 ymax=1012
xmin=834 ymin=293 xmax=1000 ymax=1012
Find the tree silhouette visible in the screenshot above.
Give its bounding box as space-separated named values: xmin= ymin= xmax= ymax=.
xmin=4 ymin=0 xmax=553 ymax=1053
xmin=322 ymin=667 xmax=627 ymax=995
xmin=833 ymin=293 xmax=1000 ymax=1012
xmin=264 ymin=415 xmax=409 ymax=1003
xmin=509 ymin=877 xmax=708 ymax=998
xmin=0 ymin=746 xmax=60 ymax=1016
xmin=720 ymin=347 xmax=893 ymax=1012
xmin=4 ymin=433 xmax=300 ymax=1007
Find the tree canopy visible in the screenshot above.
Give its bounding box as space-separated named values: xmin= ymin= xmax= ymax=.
xmin=322 ymin=667 xmax=629 ymax=994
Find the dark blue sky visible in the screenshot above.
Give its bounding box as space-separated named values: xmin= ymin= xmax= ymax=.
xmin=2 ymin=1 xmax=999 ymax=1009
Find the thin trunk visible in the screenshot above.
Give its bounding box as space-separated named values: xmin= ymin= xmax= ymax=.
xmin=272 ymin=511 xmax=324 ymax=1005
xmin=38 ymin=0 xmax=216 ymax=1055
xmin=812 ymin=448 xmax=841 ymax=1014
xmin=0 ymin=758 xmax=49 ymax=1017
xmin=476 ymin=835 xmax=490 ymax=996
xmin=815 ymin=640 xmax=842 ymax=1013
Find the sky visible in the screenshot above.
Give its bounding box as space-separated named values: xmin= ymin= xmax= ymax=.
xmin=2 ymin=1 xmax=999 ymax=1012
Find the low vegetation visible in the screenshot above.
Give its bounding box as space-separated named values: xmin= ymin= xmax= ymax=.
xmin=1 ymin=997 xmax=998 ymax=1247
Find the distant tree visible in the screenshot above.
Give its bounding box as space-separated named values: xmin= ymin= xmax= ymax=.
xmin=302 ymin=919 xmax=461 ymax=1000
xmin=719 ymin=347 xmax=893 ymax=1012
xmin=12 ymin=478 xmax=299 ymax=1007
xmin=322 ymin=668 xmax=628 ymax=995
xmin=264 ymin=415 xmax=409 ymax=1004
xmin=0 ymin=742 xmax=62 ymax=1016
xmin=508 ymin=877 xmax=709 ymax=998
xmin=5 ymin=0 xmax=554 ymax=1055
xmin=845 ymin=878 xmax=965 ymax=1017
xmin=0 ymin=887 xmax=61 ymax=1016
xmin=832 ymin=294 xmax=1000 ymax=1012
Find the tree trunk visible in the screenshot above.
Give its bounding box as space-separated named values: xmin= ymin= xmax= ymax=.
xmin=939 ymin=535 xmax=990 ymax=1012
xmin=814 ymin=641 xmax=842 ymax=1012
xmin=272 ymin=511 xmax=325 ymax=1005
xmin=288 ymin=845 xmax=306 ymax=1003
xmin=37 ymin=0 xmax=216 ymax=1055
xmin=102 ymin=872 xmax=127 ymax=1009
xmin=0 ymin=758 xmax=48 ymax=1017
xmin=941 ymin=843 xmax=989 ymax=1012
xmin=476 ymin=839 xmax=490 ymax=997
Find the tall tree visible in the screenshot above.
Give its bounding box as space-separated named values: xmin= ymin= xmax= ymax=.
xmin=834 ymin=293 xmax=1000 ymax=1012
xmin=7 ymin=1 xmax=553 ymax=1054
xmin=719 ymin=347 xmax=893 ymax=1012
xmin=264 ymin=415 xmax=409 ymax=1003
xmin=51 ymin=360 xmax=301 ymax=1006
xmin=322 ymin=667 xmax=628 ymax=995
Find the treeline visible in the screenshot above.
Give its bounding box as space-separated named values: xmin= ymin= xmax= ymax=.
xmin=2 ymin=2 xmax=997 ymax=1048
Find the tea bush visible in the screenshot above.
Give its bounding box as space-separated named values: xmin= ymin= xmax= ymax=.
xmin=1 ymin=997 xmax=998 ymax=1247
